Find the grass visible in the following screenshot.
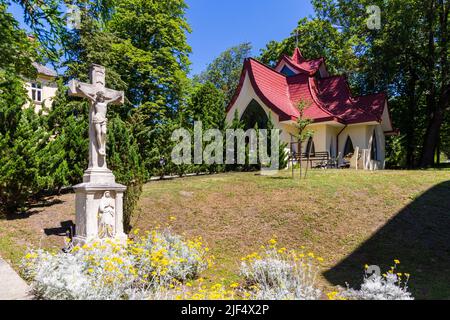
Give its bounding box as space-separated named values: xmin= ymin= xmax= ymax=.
xmin=134 ymin=169 xmax=450 ymax=298
xmin=1 ymin=169 xmax=449 ymax=299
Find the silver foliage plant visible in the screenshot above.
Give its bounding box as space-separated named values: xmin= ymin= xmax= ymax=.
xmin=342 ymin=273 xmax=414 ymax=300
xmin=240 ymin=248 xmax=322 ymax=300
xmin=21 ymin=229 xmax=209 ymax=300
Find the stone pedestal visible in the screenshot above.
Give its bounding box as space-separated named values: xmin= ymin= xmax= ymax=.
xmin=73 ymin=172 xmax=127 ymax=245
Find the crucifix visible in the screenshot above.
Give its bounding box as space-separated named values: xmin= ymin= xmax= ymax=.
xmin=68 ymin=64 xmax=124 ymax=171
xmin=68 ymin=64 xmax=127 ymax=245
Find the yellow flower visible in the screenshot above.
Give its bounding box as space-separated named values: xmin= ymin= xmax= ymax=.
xmin=327 ymin=291 xmax=339 ymax=300
xmin=169 ymin=216 xmax=177 ymax=221
xmin=364 ymin=264 xmax=369 ymax=269
xmin=230 ymin=283 xmax=239 ymax=289
xmin=25 ymin=253 xmax=37 ymax=260
xmin=394 ymin=259 xmax=400 ymax=264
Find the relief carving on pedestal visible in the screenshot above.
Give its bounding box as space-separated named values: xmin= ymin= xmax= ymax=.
xmin=98 ymin=191 xmax=115 ymax=239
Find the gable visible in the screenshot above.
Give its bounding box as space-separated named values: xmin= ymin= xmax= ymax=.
xmin=280 ymin=65 xmax=297 ymax=77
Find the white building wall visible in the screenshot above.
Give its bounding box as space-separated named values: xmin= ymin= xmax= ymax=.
xmin=24 ymin=76 xmax=58 ymax=113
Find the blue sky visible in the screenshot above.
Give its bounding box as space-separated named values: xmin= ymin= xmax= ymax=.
xmin=186 ymin=0 xmax=315 ymax=75
xmin=8 ymin=0 xmax=315 ymax=76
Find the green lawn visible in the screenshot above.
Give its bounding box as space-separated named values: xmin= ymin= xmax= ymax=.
xmin=133 ymin=169 xmax=450 ymax=299
xmin=1 ymin=169 xmax=449 ymax=299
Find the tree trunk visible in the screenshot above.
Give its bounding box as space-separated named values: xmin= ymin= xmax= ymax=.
xmin=405 ymin=64 xmax=418 ymax=168
xmin=420 ymin=0 xmax=449 ymax=167
xmin=299 ymin=140 xmax=302 ymax=180
xmin=420 ymin=108 xmax=445 ymax=167
xmin=304 ymin=153 xmax=310 ymax=179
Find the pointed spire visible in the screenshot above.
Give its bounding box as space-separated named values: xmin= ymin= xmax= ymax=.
xmin=292 ymin=47 xmax=305 ymax=64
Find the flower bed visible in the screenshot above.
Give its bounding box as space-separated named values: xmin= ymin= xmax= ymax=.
xmin=21 ymin=232 xmax=413 ymax=300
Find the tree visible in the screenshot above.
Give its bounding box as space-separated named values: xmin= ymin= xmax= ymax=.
xmin=259 ymin=18 xmax=358 ymax=77
xmin=61 ymin=0 xmax=193 ymax=180
xmin=188 ymin=81 xmax=226 ymax=129
xmin=186 ymin=82 xmax=226 ymax=173
xmin=45 ymin=81 xmax=89 ymax=186
xmin=106 ymin=0 xmax=193 ymax=176
xmin=196 ymin=42 xmax=252 ymax=105
xmin=0 ymin=3 xmax=37 ymax=77
xmin=107 ymin=0 xmax=192 ymax=110
xmin=312 ymin=0 xmax=450 ymax=168
xmin=0 ymin=2 xmax=70 ymax=213
xmin=6 ymin=0 xmax=64 ymax=61
xmin=266 ymin=113 xmax=288 ymax=171
xmin=294 ymin=100 xmax=313 ymax=180
xmin=0 ymin=73 xmax=66 ymax=213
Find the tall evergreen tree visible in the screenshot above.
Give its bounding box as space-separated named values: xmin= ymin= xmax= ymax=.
xmin=195 ymin=43 xmax=252 ymax=105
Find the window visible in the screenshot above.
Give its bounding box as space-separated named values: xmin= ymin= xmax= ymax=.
xmin=280 ymin=65 xmax=296 ymax=77
xmin=343 ymin=136 xmax=354 ymax=157
xmin=31 ymin=82 xmax=42 ymax=102
xmin=306 ymin=136 xmax=315 ymax=156
xmin=371 ymin=130 xmax=378 ymax=161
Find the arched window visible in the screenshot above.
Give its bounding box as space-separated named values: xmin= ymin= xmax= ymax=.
xmin=240 ymin=99 xmax=269 ymax=130
xmin=280 ymin=65 xmax=296 ymax=77
xmin=343 ymin=136 xmax=354 ymax=157
xmin=371 ymin=130 xmax=378 ymax=161
xmin=306 ymin=136 xmax=315 ymax=156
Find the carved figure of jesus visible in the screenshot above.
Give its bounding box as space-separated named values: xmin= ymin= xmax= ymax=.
xmin=68 ymin=65 xmax=124 ymax=166
xmin=76 ymin=87 xmax=119 ymax=156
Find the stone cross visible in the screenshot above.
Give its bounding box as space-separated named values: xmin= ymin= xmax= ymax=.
xmin=68 ymin=64 xmax=127 ymax=245
xmin=68 ymin=65 xmax=124 ymax=176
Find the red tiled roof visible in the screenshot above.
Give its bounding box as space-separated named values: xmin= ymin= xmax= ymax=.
xmin=276 ymin=48 xmax=324 ymax=75
xmin=227 ymin=49 xmax=391 ymax=127
xmin=317 ymin=75 xmax=381 ymax=124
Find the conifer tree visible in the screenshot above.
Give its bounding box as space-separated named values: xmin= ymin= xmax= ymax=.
xmin=107 ymin=116 xmax=146 ymax=232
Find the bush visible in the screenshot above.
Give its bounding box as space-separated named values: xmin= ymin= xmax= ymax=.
xmin=342 ymin=262 xmax=413 ymax=300
xmin=0 ymin=72 xmax=68 ymax=213
xmin=21 ymin=229 xmax=211 ymax=300
xmin=240 ymin=239 xmax=322 ymax=300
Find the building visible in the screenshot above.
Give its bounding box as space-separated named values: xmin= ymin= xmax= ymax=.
xmin=226 ymin=48 xmax=395 ymax=170
xmin=24 ymin=62 xmax=58 ymax=113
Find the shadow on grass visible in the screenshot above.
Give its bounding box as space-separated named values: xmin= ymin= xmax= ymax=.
xmin=1 ymin=196 xmax=66 ymax=221
xmin=44 ymin=220 xmax=75 ymax=237
xmin=323 ymin=180 xmax=450 ymax=299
